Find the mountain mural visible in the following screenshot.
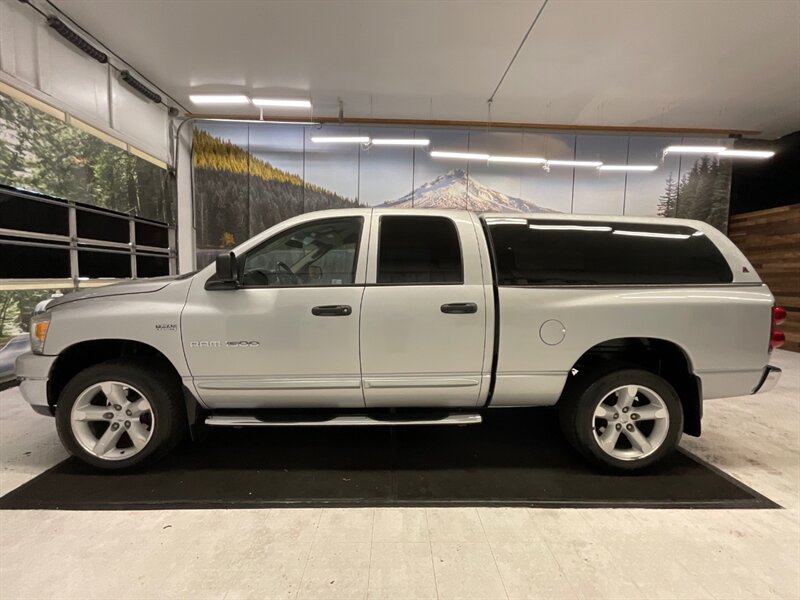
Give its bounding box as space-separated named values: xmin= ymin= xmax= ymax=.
xmin=379 ymin=169 xmax=558 ymax=213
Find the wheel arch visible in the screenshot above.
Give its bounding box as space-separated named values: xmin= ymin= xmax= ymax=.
xmin=48 ymin=339 xmax=182 ymax=410
xmin=562 ymin=336 xmax=702 ymax=437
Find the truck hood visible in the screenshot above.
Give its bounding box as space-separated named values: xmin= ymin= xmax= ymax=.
xmin=44 ymin=275 xmax=184 ymax=311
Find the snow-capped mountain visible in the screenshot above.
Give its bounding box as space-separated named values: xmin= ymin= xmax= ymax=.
xmin=378 ymin=169 xmax=558 ymax=213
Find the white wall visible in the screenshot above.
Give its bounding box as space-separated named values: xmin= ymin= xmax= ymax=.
xmin=0 ymin=0 xmax=171 ymax=164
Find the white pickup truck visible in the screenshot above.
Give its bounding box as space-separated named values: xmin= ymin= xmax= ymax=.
xmin=16 ymin=209 xmax=784 ymax=471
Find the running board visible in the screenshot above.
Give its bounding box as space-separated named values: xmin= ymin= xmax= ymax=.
xmin=205 ymin=413 xmax=482 ymax=427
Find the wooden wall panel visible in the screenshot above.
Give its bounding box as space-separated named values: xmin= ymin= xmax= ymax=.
xmin=729 ymin=204 xmax=800 ymax=352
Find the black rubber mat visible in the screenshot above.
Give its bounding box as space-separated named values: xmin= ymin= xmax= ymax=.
xmin=0 ymin=408 xmax=777 ymax=510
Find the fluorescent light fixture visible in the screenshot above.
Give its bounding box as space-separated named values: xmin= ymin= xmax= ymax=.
xmin=613 ymin=230 xmax=690 ymax=240
xmin=487 ymin=155 xmax=546 ymax=164
xmin=719 ymin=149 xmax=775 ymax=159
xmin=598 ymin=165 xmax=658 ymax=172
xmin=546 ymin=160 xmax=603 ymax=168
xmin=663 ymin=145 xmax=726 ymax=154
xmin=189 ymin=94 xmax=250 ymax=104
xmin=430 ymin=151 xmax=490 ymax=160
xmin=252 ymin=98 xmax=311 ymax=108
xmin=310 ymin=136 xmax=370 ymax=144
xmin=200 ymin=118 xmax=319 ymax=125
xmin=529 ymin=224 xmax=612 ymax=232
xmin=371 ymin=138 xmax=430 ymax=146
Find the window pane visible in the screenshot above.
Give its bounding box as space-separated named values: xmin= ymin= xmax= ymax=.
xmin=0 ymin=242 xmax=71 ymax=278
xmin=488 ymin=219 xmax=732 ymax=285
xmin=0 ymin=192 xmax=69 ymax=236
xmin=241 ymin=217 xmax=362 ymax=287
xmin=136 ymin=255 xmax=170 ymax=278
xmin=76 ymin=209 xmax=129 ymax=243
xmin=136 ymin=222 xmax=169 ymax=248
xmin=377 ymin=216 xmax=463 ymax=284
xmin=78 ymin=250 xmax=131 ymax=278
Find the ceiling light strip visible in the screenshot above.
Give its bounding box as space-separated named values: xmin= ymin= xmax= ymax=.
xmin=664 ymin=145 xmax=727 ymax=154
xmin=371 ymin=138 xmax=430 ymax=146
xmin=719 ymin=149 xmax=775 ymax=159
xmin=310 ymin=136 xmax=370 ymax=144
xmin=487 ymin=155 xmax=546 ymax=164
xmin=430 ymin=151 xmax=490 ymax=160
xmin=546 ymin=160 xmax=603 ymax=168
xmin=598 ymin=165 xmax=658 ymax=172
xmin=189 ymin=94 xmax=250 ymax=105
xmin=252 ymin=98 xmax=312 ymax=108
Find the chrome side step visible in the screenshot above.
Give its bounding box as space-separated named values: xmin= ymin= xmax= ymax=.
xmin=205 ymin=413 xmax=482 ymax=427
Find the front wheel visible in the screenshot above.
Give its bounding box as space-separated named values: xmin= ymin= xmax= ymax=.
xmin=559 ymin=369 xmax=683 ymax=471
xmin=55 ymin=360 xmax=185 ymax=470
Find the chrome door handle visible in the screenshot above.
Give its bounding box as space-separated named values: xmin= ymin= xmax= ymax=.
xmin=311 ymin=305 xmax=352 ymax=316
xmin=441 ymin=302 xmax=478 ymax=314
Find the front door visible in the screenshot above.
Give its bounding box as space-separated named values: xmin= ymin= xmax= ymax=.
xmin=359 ymin=212 xmax=490 ymax=407
xmin=181 ymin=215 xmax=369 ymax=409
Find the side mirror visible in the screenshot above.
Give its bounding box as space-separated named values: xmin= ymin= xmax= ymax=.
xmin=215 ymin=251 xmax=238 ymax=283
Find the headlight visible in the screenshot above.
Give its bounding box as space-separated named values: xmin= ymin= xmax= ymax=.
xmin=30 ymin=313 xmax=51 ymax=354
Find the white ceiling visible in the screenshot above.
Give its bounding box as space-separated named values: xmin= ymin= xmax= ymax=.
xmin=54 ymin=0 xmax=800 ymax=138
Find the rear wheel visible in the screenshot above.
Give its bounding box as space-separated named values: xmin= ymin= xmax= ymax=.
xmin=559 ymin=368 xmax=683 ymax=471
xmin=55 ymin=360 xmax=185 ymax=470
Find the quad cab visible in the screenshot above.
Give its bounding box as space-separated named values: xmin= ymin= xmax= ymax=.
xmin=16 ymin=209 xmax=784 ymax=470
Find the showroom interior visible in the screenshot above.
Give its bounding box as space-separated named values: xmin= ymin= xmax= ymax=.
xmin=0 ymin=0 xmax=799 ymax=598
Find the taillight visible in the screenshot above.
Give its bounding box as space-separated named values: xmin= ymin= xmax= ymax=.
xmin=771 ymin=331 xmax=786 ymax=349
xmin=770 ymin=306 xmax=786 ymax=350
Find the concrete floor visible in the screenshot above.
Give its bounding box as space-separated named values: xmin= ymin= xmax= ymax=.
xmin=1 ymin=349 xmax=798 ymax=600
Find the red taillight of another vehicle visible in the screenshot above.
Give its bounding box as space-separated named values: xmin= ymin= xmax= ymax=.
xmin=770 ymin=306 xmax=786 ymax=350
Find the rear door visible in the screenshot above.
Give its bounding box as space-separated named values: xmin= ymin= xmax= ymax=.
xmin=359 ymin=211 xmax=490 ymax=407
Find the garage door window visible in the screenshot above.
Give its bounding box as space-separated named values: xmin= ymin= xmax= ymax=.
xmin=377 ymin=216 xmax=463 ymax=284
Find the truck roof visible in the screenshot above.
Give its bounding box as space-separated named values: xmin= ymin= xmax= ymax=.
xmin=366 ymin=207 xmax=711 ymax=230
xmin=478 ymin=211 xmax=710 ymax=229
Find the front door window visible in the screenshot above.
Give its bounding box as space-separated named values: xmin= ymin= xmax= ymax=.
xmin=241 ymin=217 xmax=362 ymax=287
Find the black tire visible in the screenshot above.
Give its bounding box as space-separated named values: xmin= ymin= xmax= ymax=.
xmin=55 ymin=359 xmax=185 ymax=470
xmin=559 ymin=368 xmax=683 ymax=471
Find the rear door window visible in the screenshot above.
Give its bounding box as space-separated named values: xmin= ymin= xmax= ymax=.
xmin=486 ymin=218 xmax=733 ymax=285
xmin=377 ymin=216 xmax=463 ymax=284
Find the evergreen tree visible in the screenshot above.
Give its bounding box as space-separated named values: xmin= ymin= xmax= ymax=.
xmin=657 ymin=173 xmax=678 ymax=217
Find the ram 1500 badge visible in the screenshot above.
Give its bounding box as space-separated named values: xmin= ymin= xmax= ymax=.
xmin=15 ymin=209 xmax=784 ymax=471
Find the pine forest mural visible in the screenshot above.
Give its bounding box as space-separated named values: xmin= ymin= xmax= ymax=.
xmin=193 ymin=129 xmax=359 ymax=256
xmin=0 ymin=92 xmax=174 ymax=224
xmin=656 ymin=155 xmax=731 ymax=226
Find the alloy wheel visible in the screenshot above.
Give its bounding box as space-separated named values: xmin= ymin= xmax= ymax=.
xmin=591 ymin=384 xmax=670 ymax=461
xmin=69 ymin=381 xmax=154 ymax=461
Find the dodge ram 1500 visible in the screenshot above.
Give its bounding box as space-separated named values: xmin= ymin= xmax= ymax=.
xmin=16 ymin=209 xmax=784 ymax=470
